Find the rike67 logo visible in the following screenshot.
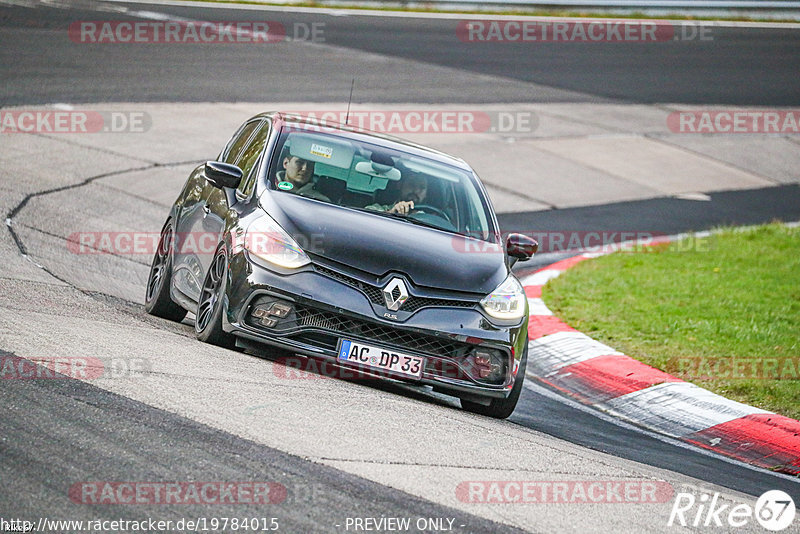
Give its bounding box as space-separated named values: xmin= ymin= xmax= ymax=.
xmin=668 ymin=490 xmax=796 ymax=531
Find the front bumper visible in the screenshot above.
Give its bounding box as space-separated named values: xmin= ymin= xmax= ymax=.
xmin=222 ymin=251 xmax=528 ymax=400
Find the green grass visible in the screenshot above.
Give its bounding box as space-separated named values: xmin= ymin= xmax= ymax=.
xmin=542 ymin=223 xmax=800 ymax=420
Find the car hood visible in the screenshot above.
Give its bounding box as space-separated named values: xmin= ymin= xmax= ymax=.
xmin=261 ymin=193 xmax=507 ymax=294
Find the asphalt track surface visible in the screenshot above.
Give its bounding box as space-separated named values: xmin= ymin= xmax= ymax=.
xmin=0 ymin=0 xmax=799 ymax=105
xmin=1 ymin=1 xmax=800 ymax=532
xmin=0 ymin=358 xmax=525 ymax=533
xmin=500 ymin=183 xmax=800 ymax=250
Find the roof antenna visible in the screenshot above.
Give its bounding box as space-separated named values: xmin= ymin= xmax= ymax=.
xmin=345 ymin=78 xmax=355 ymax=125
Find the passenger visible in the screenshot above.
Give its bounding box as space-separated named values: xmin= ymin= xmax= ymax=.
xmin=366 ymin=172 xmax=428 ymax=215
xmin=276 ymin=155 xmax=330 ymax=202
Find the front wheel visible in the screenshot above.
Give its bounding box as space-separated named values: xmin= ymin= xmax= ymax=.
xmin=145 ymin=220 xmax=187 ymax=322
xmin=195 ymin=245 xmax=236 ymax=349
xmin=461 ymin=342 xmax=527 ymax=419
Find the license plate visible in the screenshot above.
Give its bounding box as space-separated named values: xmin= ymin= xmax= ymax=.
xmin=337 ymin=339 xmax=424 ymax=379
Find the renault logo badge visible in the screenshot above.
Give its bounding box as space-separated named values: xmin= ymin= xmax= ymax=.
xmin=383 ymin=278 xmax=409 ymax=311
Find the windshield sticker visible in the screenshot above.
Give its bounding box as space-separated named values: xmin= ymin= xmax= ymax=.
xmin=310 ymin=143 xmax=333 ymax=159
xmin=277 ymin=181 xmax=294 ymax=190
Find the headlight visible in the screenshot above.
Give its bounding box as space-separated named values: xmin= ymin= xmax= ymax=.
xmin=245 ymin=214 xmax=311 ymax=269
xmin=480 ymin=275 xmax=526 ymax=321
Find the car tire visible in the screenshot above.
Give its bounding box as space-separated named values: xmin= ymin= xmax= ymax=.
xmin=145 ymin=220 xmax=188 ymax=322
xmin=460 ymin=341 xmax=527 ymax=419
xmin=195 ymin=244 xmax=236 ymax=349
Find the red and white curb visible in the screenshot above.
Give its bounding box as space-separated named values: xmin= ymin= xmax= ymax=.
xmin=522 ymin=252 xmax=800 ymax=476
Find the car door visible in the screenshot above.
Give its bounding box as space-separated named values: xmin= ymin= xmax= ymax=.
xmin=173 ymin=119 xmax=263 ymax=303
xmin=201 ymin=119 xmax=272 ymax=275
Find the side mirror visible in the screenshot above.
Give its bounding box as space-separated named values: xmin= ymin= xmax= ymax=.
xmin=506 ymin=233 xmax=538 ymax=262
xmin=205 ymin=161 xmax=242 ymax=190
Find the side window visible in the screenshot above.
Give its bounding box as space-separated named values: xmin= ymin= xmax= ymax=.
xmin=222 ymin=120 xmax=260 ymax=165
xmin=236 ymin=122 xmax=271 ymax=196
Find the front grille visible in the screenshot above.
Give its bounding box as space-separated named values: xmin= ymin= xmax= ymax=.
xmin=403 ymin=296 xmax=474 ymax=312
xmin=314 ymin=265 xmax=476 ymax=312
xmin=361 ymin=284 xmax=385 ymax=305
xmin=294 ymin=305 xmax=471 ymax=357
xmin=246 ymin=296 xmax=508 ymax=385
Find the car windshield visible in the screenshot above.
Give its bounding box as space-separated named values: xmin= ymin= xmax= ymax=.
xmin=268 ymin=127 xmax=495 ymax=241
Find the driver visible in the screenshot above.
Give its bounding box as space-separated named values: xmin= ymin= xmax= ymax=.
xmin=276 ymin=155 xmax=330 ymax=202
xmin=366 ymin=172 xmax=428 ymax=215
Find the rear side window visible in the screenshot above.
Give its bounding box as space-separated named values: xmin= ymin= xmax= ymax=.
xmin=222 ymin=120 xmax=261 ymax=164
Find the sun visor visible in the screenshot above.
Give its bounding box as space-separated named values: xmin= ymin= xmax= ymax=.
xmin=286 ymin=133 xmax=355 ymax=168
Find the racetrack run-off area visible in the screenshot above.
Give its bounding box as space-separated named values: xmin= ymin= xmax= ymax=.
xmin=2 ymin=100 xmax=798 ymax=533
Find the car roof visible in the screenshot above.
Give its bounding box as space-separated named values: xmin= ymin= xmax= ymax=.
xmin=251 ymin=111 xmax=473 ymax=172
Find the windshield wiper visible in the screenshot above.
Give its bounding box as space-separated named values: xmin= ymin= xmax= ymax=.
xmin=395 ymin=214 xmax=450 ymax=232
xmin=353 ymin=207 xmax=462 ymax=234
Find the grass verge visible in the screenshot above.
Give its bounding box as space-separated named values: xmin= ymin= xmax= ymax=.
xmin=542 ymin=223 xmax=800 ymax=420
